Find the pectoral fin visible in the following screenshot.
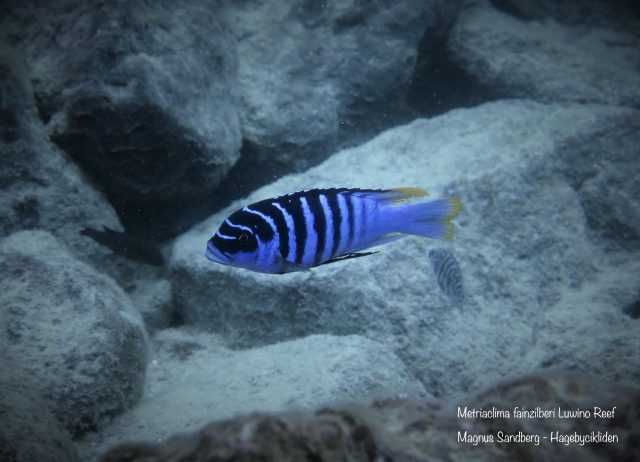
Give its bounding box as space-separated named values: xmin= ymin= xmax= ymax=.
xmin=277 ymin=254 xmax=310 ymax=273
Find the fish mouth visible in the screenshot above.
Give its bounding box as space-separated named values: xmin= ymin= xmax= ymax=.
xmin=205 ymin=241 xmax=231 ymax=264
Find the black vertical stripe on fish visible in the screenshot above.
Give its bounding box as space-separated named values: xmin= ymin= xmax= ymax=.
xmin=299 ymin=196 xmax=316 ymax=265
xmin=327 ymin=192 xmax=341 ymax=258
xmin=307 ymin=192 xmax=327 ymax=264
xmin=345 ymin=191 xmax=355 ymax=250
xmin=278 ymin=193 xmax=307 ymax=264
xmin=317 ymin=193 xmax=334 ymax=263
xmin=336 ymin=191 xmax=350 ymax=255
xmin=243 ymin=206 xmax=281 ymax=255
xmin=228 ymin=208 xmax=275 ymax=242
xmin=359 ymin=193 xmax=367 ymax=243
xmin=428 ymin=248 xmax=464 ymax=310
xmin=250 ymin=200 xmax=289 ymax=260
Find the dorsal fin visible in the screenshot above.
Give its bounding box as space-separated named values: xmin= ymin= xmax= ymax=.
xmin=390 ymin=187 xmax=428 ymax=200
xmin=352 ymin=187 xmax=428 ymax=205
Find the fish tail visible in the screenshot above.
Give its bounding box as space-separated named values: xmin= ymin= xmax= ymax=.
xmin=391 ymin=197 xmax=461 ymax=240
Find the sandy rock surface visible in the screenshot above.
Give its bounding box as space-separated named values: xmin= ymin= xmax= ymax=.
xmin=76 ymin=331 xmax=425 ymax=461
xmin=0 ymin=230 xmax=148 ymax=436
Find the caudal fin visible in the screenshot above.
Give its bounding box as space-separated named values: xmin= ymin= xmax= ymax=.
xmin=394 ymin=197 xmax=461 ymax=239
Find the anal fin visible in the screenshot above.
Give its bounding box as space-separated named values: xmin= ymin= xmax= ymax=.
xmin=316 ymin=251 xmax=379 ymax=267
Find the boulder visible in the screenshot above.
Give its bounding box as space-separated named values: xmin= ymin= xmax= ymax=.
xmin=76 ymin=331 xmax=425 ymax=461
xmin=0 ymin=45 xmax=29 ymax=144
xmin=99 ymin=371 xmax=640 ymax=461
xmin=0 ymin=230 xmax=148 ymax=436
xmin=129 ymin=278 xmax=174 ymax=331
xmin=486 ymin=0 xmax=640 ymax=29
xmin=0 ymin=353 xmax=80 ymax=462
xmin=552 ymin=122 xmax=640 ymax=247
xmin=220 ymin=0 xmax=460 ymax=171
xmin=0 ymin=46 xmax=177 ymax=334
xmin=171 ymin=100 xmax=640 ymax=398
xmin=1 ymin=1 xmax=460 ymax=236
xmin=0 ymin=46 xmax=127 ymax=273
xmin=1 ymin=0 xmax=241 ymax=238
xmin=449 ymin=1 xmax=640 ymax=107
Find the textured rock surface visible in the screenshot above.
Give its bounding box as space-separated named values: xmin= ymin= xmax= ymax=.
xmin=1 ymin=0 xmax=241 ymax=237
xmin=0 ymin=353 xmax=80 ymax=462
xmin=182 ymin=0 xmax=463 ymax=214
xmin=0 ymin=46 xmax=125 ymax=272
xmin=487 ymin=0 xmax=640 ymax=29
xmin=130 ymin=278 xmax=174 ymax=331
xmin=99 ymin=371 xmax=640 ymax=461
xmin=0 ymin=230 xmax=148 ymax=436
xmin=76 ymin=331 xmax=425 ymax=461
xmin=552 ymin=122 xmax=640 ymax=247
xmin=172 ymin=100 xmax=640 ymax=398
xmin=221 ymin=0 xmax=458 ymax=171
xmin=449 ymin=1 xmax=640 ymax=107
xmin=0 ymin=46 xmax=29 ymax=145
xmin=0 ymin=1 xmax=460 ymax=238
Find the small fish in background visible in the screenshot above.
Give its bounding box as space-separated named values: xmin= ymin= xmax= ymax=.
xmin=428 ymin=248 xmax=464 ymax=310
xmin=81 ymin=225 xmax=165 ymax=266
xmin=206 ymin=187 xmax=460 ymax=274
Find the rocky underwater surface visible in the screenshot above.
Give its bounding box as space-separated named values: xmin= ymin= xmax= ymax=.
xmin=1 ymin=0 xmax=639 ymax=461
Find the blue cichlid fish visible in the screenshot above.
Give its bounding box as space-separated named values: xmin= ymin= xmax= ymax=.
xmin=205 ymin=187 xmax=460 ymax=274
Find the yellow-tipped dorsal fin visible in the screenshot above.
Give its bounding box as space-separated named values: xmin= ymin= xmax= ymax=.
xmin=388 ymin=187 xmax=429 ymax=203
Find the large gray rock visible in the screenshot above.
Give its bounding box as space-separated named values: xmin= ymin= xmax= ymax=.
xmin=1 ymin=0 xmax=241 ymax=237
xmin=0 ymin=46 xmax=175 ymax=332
xmin=76 ymin=331 xmax=425 ymax=461
xmin=99 ymin=371 xmax=640 ymax=461
xmin=222 ymin=0 xmax=459 ymax=170
xmin=0 ymin=46 xmax=124 ymax=270
xmin=0 ymin=230 xmax=148 ymax=436
xmin=1 ymin=1 xmax=459 ymax=237
xmin=0 ymin=353 xmax=80 ymax=462
xmin=486 ymin=0 xmax=640 ymax=29
xmin=0 ymin=45 xmax=29 ymax=145
xmin=129 ymin=278 xmax=174 ymax=331
xmin=171 ymin=100 xmax=640 ymax=398
xmin=552 ymin=122 xmax=640 ymax=247
xmin=449 ymin=1 xmax=640 ymax=107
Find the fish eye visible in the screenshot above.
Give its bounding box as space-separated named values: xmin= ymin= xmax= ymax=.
xmin=238 ymin=233 xmax=249 ymax=242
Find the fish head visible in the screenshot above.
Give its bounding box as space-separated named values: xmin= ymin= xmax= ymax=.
xmin=205 ymin=215 xmax=261 ymax=271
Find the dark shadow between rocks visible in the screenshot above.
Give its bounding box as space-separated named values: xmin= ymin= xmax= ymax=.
xmin=51 ymin=98 xmax=228 ymax=240
xmin=408 ymin=32 xmax=500 ymax=118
